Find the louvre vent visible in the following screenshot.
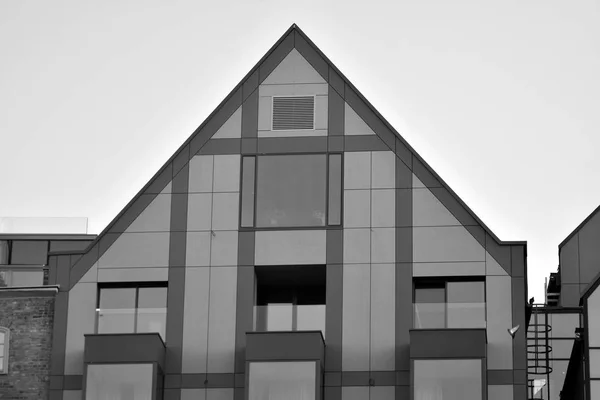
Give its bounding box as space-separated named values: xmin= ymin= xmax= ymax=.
xmin=272 ymin=96 xmax=315 ymax=130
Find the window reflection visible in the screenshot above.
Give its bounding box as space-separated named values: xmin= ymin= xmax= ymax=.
xmin=414 ymin=359 xmax=482 ymax=400
xmin=256 ymin=155 xmax=327 ymax=228
xmin=86 ymin=364 xmax=153 ymax=400
xmin=249 ymin=361 xmax=316 ymax=400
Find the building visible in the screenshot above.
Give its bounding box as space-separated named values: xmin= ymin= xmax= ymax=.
xmin=534 ymin=204 xmax=600 ymax=400
xmin=0 ymin=221 xmax=95 ymax=399
xmin=1 ymin=25 xmax=528 ymax=400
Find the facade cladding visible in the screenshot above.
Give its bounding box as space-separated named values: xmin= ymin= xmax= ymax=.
xmin=0 ymin=26 xmax=529 ymax=400
xmin=544 ymin=205 xmax=600 ymax=400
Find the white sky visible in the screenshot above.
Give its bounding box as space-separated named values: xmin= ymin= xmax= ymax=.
xmin=1 ymin=0 xmax=600 ymax=303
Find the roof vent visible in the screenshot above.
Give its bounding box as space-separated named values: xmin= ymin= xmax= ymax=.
xmin=272 ymin=96 xmax=314 ymax=130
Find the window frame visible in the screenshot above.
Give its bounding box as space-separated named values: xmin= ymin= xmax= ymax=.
xmin=412 ymin=358 xmax=485 ymax=400
xmin=413 ymin=277 xmax=486 ymax=329
xmin=95 ymin=282 xmax=168 ymax=338
xmin=0 ymin=326 xmax=9 ymax=375
xmin=240 ymin=153 xmax=343 ymax=230
xmin=271 ymin=95 xmax=317 ymax=131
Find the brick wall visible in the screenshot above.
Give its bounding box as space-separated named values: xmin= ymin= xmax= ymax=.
xmin=0 ymin=290 xmax=56 ymax=400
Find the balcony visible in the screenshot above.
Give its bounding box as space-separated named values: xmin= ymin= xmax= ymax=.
xmin=413 ymin=302 xmax=486 ymax=329
xmin=0 ymin=265 xmax=45 ymax=287
xmin=246 ymin=331 xmax=325 ymax=400
xmin=96 ymin=307 xmax=167 ymax=341
xmin=253 ymin=304 xmax=326 ymax=338
xmin=83 ymin=333 xmax=165 ymax=400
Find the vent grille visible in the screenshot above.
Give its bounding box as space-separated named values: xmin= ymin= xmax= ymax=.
xmin=272 ymin=96 xmax=315 ymax=130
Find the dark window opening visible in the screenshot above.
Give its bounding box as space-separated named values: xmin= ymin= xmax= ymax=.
xmin=254 ymin=265 xmax=326 ymax=337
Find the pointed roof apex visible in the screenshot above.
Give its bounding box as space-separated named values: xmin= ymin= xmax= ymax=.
xmin=65 ymin=23 xmax=525 ymax=288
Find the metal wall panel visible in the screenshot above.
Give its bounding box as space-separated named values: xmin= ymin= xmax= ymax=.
xmin=97 ymin=267 xmax=168 ymax=282
xmin=371 ymin=151 xmax=395 ymax=188
xmin=412 ymin=188 xmax=461 ymax=227
xmin=342 ymin=264 xmax=370 ymax=371
xmin=344 ymin=190 xmax=371 ymax=228
xmin=344 ymin=152 xmax=371 ymax=189
xmin=488 ymin=385 xmax=514 ymax=400
xmin=370 ymin=263 xmax=395 ymax=371
xmin=182 ymin=267 xmax=210 ymax=373
xmin=97 ymin=232 xmax=170 ymax=268
xmin=213 ymin=108 xmax=242 ymax=139
xmin=188 ymin=155 xmax=214 ymax=193
xmin=487 ymin=276 xmax=514 ymax=369
xmin=255 ymin=230 xmax=326 ymax=265
xmin=262 ymin=49 xmax=326 ymax=85
xmin=413 ymin=226 xmax=485 ymax=263
xmin=344 ymin=103 xmax=375 ymax=136
xmin=207 ymin=267 xmax=238 ymax=373
xmin=64 ymin=282 xmax=97 ymax=374
xmin=412 ymin=261 xmax=485 ymax=277
xmin=125 ymin=194 xmax=172 ymax=233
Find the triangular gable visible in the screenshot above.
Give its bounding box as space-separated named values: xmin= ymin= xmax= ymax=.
xmin=344 ymin=103 xmax=375 ymax=135
xmin=69 ymin=24 xmax=520 ymax=287
xmin=263 ymin=48 xmax=325 ymax=85
xmin=212 ymin=108 xmax=241 ymax=139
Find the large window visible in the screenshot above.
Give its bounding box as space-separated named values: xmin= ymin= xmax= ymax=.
xmin=414 ymin=359 xmax=482 ymax=400
xmin=241 ymin=154 xmax=342 ymax=228
xmin=0 ymin=240 xmax=45 ymax=287
xmin=86 ymin=363 xmax=153 ymax=400
xmin=96 ymin=283 xmax=167 ymax=340
xmin=249 ymin=361 xmax=317 ymax=400
xmin=413 ymin=279 xmax=485 ymax=329
xmin=254 ymin=266 xmax=326 ymax=337
xmin=0 ymin=327 xmax=9 ymax=374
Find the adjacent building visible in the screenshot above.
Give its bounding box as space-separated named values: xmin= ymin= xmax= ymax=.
xmin=1 ymin=25 xmax=529 ymax=400
xmin=534 ymin=204 xmax=600 ymax=400
xmin=0 ymin=221 xmax=95 ymax=399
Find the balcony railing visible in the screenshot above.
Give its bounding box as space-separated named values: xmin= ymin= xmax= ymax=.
xmin=0 ymin=265 xmax=45 ymax=287
xmin=413 ymin=302 xmax=486 ymax=329
xmin=96 ymin=308 xmax=167 ymax=341
xmin=254 ymin=304 xmax=326 ymax=338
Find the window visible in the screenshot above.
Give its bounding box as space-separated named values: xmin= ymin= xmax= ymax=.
xmin=272 ymin=96 xmax=315 ymax=130
xmin=249 ymin=361 xmax=317 ymax=400
xmin=413 ymin=279 xmax=485 ymax=329
xmin=0 ymin=267 xmax=44 ymax=287
xmin=86 ymin=363 xmax=153 ymax=400
xmin=254 ymin=266 xmax=326 ymax=337
xmin=10 ymin=240 xmax=48 ymax=265
xmin=241 ymin=154 xmax=342 ymax=228
xmin=414 ymin=359 xmax=482 ymax=400
xmin=96 ymin=284 xmax=167 ymax=340
xmin=0 ymin=241 xmax=9 ymax=264
xmin=0 ymin=327 xmax=8 ymax=374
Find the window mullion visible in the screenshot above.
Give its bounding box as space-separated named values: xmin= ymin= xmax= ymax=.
xmin=134 ymin=287 xmax=140 ymax=334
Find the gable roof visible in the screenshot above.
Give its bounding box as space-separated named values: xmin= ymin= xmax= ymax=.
xmin=559 ymin=203 xmax=600 ymax=249
xmin=64 ymin=24 xmax=525 ymax=288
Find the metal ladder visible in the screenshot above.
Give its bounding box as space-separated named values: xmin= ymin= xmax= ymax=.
xmin=527 ymin=305 xmax=552 ymax=399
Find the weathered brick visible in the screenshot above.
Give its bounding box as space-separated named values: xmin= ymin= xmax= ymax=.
xmin=0 ymin=292 xmax=55 ymax=400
